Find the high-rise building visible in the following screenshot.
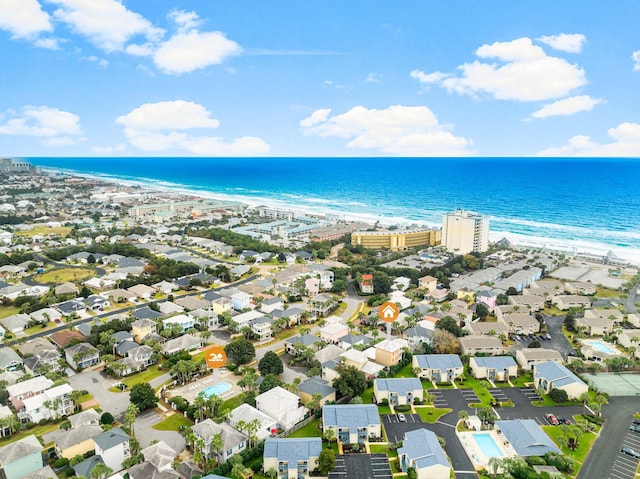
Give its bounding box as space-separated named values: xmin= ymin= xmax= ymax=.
xmin=442 ymin=210 xmax=489 ymax=254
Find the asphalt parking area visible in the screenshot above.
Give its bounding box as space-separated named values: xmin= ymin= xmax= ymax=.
xmin=489 ymin=388 xmax=508 ymax=402
xmin=328 ymin=454 xmax=392 ymax=479
xmin=611 ymin=429 xmax=640 ymax=479
xmin=519 ymin=387 xmax=542 ymax=401
xmin=381 ymin=414 xmax=425 ymax=443
xmin=429 ymin=389 xmax=448 ymax=408
xmin=459 ymin=388 xmax=479 ymax=404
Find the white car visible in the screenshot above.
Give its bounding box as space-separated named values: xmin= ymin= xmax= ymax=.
xmin=398 ymin=413 xmax=406 ymax=422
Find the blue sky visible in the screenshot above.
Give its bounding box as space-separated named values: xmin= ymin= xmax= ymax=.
xmin=1 ymin=0 xmax=639 ymax=157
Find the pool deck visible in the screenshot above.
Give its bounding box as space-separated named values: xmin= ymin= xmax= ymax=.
xmin=458 ymin=429 xmax=516 ymax=470
xmin=165 ymin=369 xmax=242 ymax=403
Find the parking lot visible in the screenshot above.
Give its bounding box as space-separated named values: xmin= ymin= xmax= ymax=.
xmin=328 ymin=454 xmax=392 ymax=479
xmin=382 ymin=413 xmax=425 ymax=442
xmin=610 ymin=424 xmax=640 ymax=479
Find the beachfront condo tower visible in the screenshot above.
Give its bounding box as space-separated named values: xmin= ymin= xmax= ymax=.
xmin=442 ymin=210 xmax=489 ymax=254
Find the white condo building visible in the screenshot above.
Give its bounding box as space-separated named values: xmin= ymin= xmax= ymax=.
xmin=442 ymin=210 xmax=489 ymax=254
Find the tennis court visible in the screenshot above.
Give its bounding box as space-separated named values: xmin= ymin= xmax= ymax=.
xmin=582 ymin=372 xmax=640 ymax=396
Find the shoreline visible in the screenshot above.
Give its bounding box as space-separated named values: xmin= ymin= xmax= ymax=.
xmin=42 ymin=166 xmax=640 ymax=266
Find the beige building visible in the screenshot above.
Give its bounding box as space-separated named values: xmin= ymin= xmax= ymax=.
xmin=575 ymin=315 xmax=613 ymax=336
xmin=497 ymin=312 xmax=540 ymax=334
xmin=534 ymin=361 xmax=588 ymax=400
xmin=54 ymin=425 xmax=103 ymax=459
xmin=467 ymin=321 xmax=509 ymax=337
xmin=374 ymin=338 xmax=408 ymax=367
xmin=469 ymin=356 xmax=518 ymax=382
xmin=508 ymin=295 xmax=545 ymax=311
xmin=552 ymin=295 xmax=591 ymax=311
xmin=459 ymin=336 xmax=503 ymax=356
xmin=351 ymin=228 xmax=441 ymax=251
xmin=617 ymin=329 xmax=640 ymax=358
xmin=131 ymin=318 xmax=157 ymax=342
xmin=441 ymin=210 xmax=489 ymax=254
xmin=516 ymin=348 xmax=563 ymax=370
xmin=418 ymin=275 xmax=437 ymax=292
xmin=263 ymin=438 xmax=321 ymax=479
xmin=564 ymin=281 xmax=597 ymax=295
xmin=373 ymin=378 xmax=423 ymax=406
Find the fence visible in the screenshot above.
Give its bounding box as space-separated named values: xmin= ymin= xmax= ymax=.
xmin=276 ymin=414 xmax=317 ymax=438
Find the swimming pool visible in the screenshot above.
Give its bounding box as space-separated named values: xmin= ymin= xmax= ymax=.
xmin=584 ymin=340 xmax=619 ymax=355
xmin=201 ymin=382 xmax=231 ymax=397
xmin=473 ymin=433 xmax=504 ymax=458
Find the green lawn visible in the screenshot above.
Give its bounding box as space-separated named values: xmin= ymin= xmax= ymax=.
xmin=35 ymin=267 xmax=94 ymax=283
xmin=0 ymin=422 xmax=61 ymax=446
xmin=543 ymin=425 xmax=597 ymax=473
xmin=378 ymin=405 xmax=392 ymax=415
xmin=152 ymin=413 xmax=193 ymax=431
xmin=532 ymin=394 xmax=580 ymax=407
xmin=286 ymin=419 xmax=322 ymax=438
xmin=16 ymin=226 xmax=72 ymax=238
xmin=221 ymin=394 xmax=245 ymax=412
xmin=459 ymin=376 xmax=493 ymax=407
xmin=595 ymin=287 xmax=621 ymax=299
xmin=395 ymin=363 xmax=415 ymax=378
xmin=421 ymin=379 xmax=435 ymax=389
xmin=0 ymin=305 xmax=20 ymax=319
xmin=120 ymin=365 xmax=166 ymax=388
xmin=509 ymin=373 xmax=534 ymax=388
xmin=361 ymin=387 xmax=374 ymax=404
xmin=415 ymin=407 xmax=453 ymax=423
xmin=369 ymin=444 xmax=397 ymax=457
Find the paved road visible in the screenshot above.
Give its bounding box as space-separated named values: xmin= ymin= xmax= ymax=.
xmin=578 ymin=396 xmax=640 ymax=479
xmin=135 ymin=409 xmax=186 ymax=451
xmin=67 ymin=370 xmax=131 ymax=418
xmin=623 ymin=282 xmax=639 ymax=314
xmin=507 ymin=313 xmax=576 ymax=360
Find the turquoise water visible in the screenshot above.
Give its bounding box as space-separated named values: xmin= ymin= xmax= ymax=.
xmin=201 ymin=382 xmax=231 ymax=397
xmin=587 ymin=340 xmax=618 ymax=355
xmin=474 ymin=433 xmax=504 ymax=458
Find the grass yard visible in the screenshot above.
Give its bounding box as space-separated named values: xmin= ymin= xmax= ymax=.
xmin=369 ymin=444 xmax=397 ymax=457
xmin=35 ymin=267 xmax=94 ymax=283
xmin=595 ymin=287 xmax=622 ymax=298
xmin=532 ymin=394 xmax=579 ymax=407
xmin=0 ymin=421 xmax=60 ymax=446
xmin=378 ymin=405 xmax=392 ymax=415
xmin=415 ymin=407 xmax=452 ymax=423
xmin=15 ymin=226 xmax=72 ymax=238
xmin=24 ymin=322 xmax=56 ymax=334
xmin=120 ymin=365 xmax=166 ymax=388
xmin=286 ymin=419 xmax=322 ymax=438
xmin=361 ymin=387 xmax=374 ymax=405
xmin=459 ymin=376 xmax=493 ymax=407
xmin=508 ymin=373 xmax=534 ymax=388
xmin=394 ymin=363 xmax=415 ymax=378
xmin=152 ymin=413 xmax=193 ymax=431
xmin=0 ymin=305 xmax=21 ymax=319
xmin=543 ymin=306 xmax=566 ymax=316
xmin=221 ymin=394 xmax=245 ymax=412
xmin=543 ymin=425 xmax=597 ymax=472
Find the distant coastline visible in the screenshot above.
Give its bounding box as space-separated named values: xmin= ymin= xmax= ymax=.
xmin=33 ymin=157 xmax=640 ymax=266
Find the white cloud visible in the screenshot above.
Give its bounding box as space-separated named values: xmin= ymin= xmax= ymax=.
xmin=0 ymin=105 xmax=83 ymax=146
xmin=34 ymin=37 xmax=59 ymax=49
xmin=537 ymin=33 xmax=586 ymax=53
xmin=153 ymin=30 xmax=241 ymax=74
xmin=537 ymin=122 xmax=640 ymax=156
xmin=633 ymin=51 xmax=640 ymax=71
xmin=365 ymin=72 xmax=382 ymax=83
xmin=530 ymin=95 xmax=603 ymax=119
xmin=0 ymin=0 xmax=52 ymax=39
xmin=300 ymin=105 xmax=472 ymax=156
xmin=413 ymin=37 xmax=587 ymax=102
xmin=90 ymin=144 xmax=127 ymax=155
xmin=167 ymin=9 xmax=202 ymax=32
xmin=116 ymin=100 xmax=269 ymax=155
xmin=50 ymin=0 xmax=164 ymax=52
xmin=85 ymin=55 xmax=109 ymax=68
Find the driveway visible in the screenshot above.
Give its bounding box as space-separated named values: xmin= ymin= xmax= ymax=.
xmin=67 ymin=370 xmax=131 ymax=419
xmin=134 ymin=409 xmax=186 ymax=451
xmin=508 ymin=314 xmax=576 ymax=360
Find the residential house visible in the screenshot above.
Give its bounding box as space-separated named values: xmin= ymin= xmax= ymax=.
xmin=29 ymin=308 xmax=61 ymax=324
xmin=628 ymin=313 xmax=640 ymax=328
xmin=476 ymin=290 xmax=497 ymax=311
xmin=54 ymin=424 xmax=103 ymax=459
xmin=127 ymin=284 xmax=156 ymax=301
xmin=54 ymin=282 xmax=78 ymax=296
xmin=533 ymin=361 xmax=588 ymax=399
xmin=285 ymin=335 xmax=320 ymax=355
xmin=337 ymin=334 xmax=370 ymax=351
xmin=174 ymin=296 xmax=209 ymax=312
xmin=229 ymin=265 xmax=251 ymax=279
xmin=65 ymin=343 xmax=100 ymax=370
xmin=298 ymin=377 xmax=336 ymax=407
xmin=0 ymin=435 xmax=43 ymax=479
xmin=256 ymin=387 xmax=307 ymax=431
xmin=113 ymin=344 xmax=154 ymax=376
xmin=128 ymin=441 xmax=180 ymax=479
xmin=272 ymin=307 xmax=305 ymax=328
xmin=50 ymin=330 xmax=84 ymax=348
xmin=309 ymin=294 xmax=337 ymax=318
xmin=131 ymin=318 xmax=157 ymax=342
xmin=412 ymin=354 xmax=463 ymax=383
xmin=72 ymin=456 xmax=105 ymax=479
xmin=0 ymin=349 xmax=23 ymax=372
xmin=162 ymin=314 xmax=196 ymax=334
xmin=162 ymin=334 xmax=203 ymax=355
xmin=55 ymin=300 xmax=86 ymax=317
xmin=575 ymin=315 xmax=614 ymax=336
xmin=263 ymin=438 xmax=322 ymax=479
xmin=153 ymin=281 xmax=178 ymax=295
xmin=322 ymin=404 xmax=381 ymax=444
xmin=93 ymin=427 xmax=131 ymax=472
xmin=192 ymin=419 xmax=248 ymax=465
xmin=618 ymin=329 xmax=640 ymax=358
xmin=231 ymin=292 xmax=252 ymax=311
xmin=68 ymin=409 xmax=101 ymax=429
xmin=389 ymin=290 xmax=411 ymax=310
xmin=374 ymin=338 xmax=408 ymax=367
xmin=359 ymin=274 xmax=374 ymax=294
xmin=320 ymin=323 xmax=349 ymax=344
xmin=22 ymin=384 xmax=74 ymax=423
xmin=397 ymin=428 xmax=451 ymax=479
xmin=228 ymin=403 xmax=277 ymax=441
xmin=402 ymin=326 xmax=433 ymax=350
xmin=104 ymin=289 xmax=137 ymax=303
xmin=459 ymin=336 xmax=504 ymax=356
xmin=373 ymin=378 xmax=423 ymax=406
xmin=22 ymin=465 xmax=57 ymax=479
xmin=250 ymin=316 xmax=274 ymax=341
xmin=469 ymin=356 xmax=518 ymax=382
xmin=260 ymin=297 xmax=284 ymax=314
xmin=516 ymin=348 xmax=564 ymax=370
xmin=6 ymin=377 xmax=53 ymax=410
xmin=495 ymin=419 xmax=561 ymax=457
xmin=1 ymin=314 xmax=30 ymax=334
xmin=158 ymin=302 xmax=184 ymax=316
xmin=552 ymin=295 xmax=591 ymax=311
xmin=131 ymin=307 xmax=163 ymax=321
xmin=467 ymin=321 xmax=509 ymax=337
xmin=23 ymin=350 xmax=61 ymax=377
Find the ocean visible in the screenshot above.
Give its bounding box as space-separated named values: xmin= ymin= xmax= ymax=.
xmin=29 ymin=157 xmax=640 ymax=263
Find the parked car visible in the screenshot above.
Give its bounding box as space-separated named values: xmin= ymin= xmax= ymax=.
xmin=558 ymin=417 xmax=570 ymax=425
xmin=398 ymin=413 xmax=406 ymax=422
xmin=545 ymin=333 xmax=551 ymax=340
xmin=621 ymin=447 xmax=640 ymax=458
xmin=546 ymin=414 xmax=559 ymax=425
xmin=633 ymin=418 xmax=640 ymax=425
xmin=630 ymin=424 xmax=640 ymax=433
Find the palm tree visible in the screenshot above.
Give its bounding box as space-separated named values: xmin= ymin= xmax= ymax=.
xmin=89 ymin=464 xmax=113 ymax=479
xmin=307 ymin=393 xmax=323 ymax=414
xmin=488 ymin=457 xmax=502 ymax=477
xmin=265 ymin=467 xmax=278 ymax=479
xmin=457 ymin=410 xmax=469 ymax=424
xmin=323 ymin=428 xmax=335 ymax=446
xmin=210 ymin=433 xmax=224 ymax=466
xmin=125 ymin=403 xmax=139 ymax=436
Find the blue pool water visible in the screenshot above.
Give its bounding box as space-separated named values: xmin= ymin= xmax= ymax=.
xmin=587 ymin=340 xmax=617 ymax=355
xmin=201 ymin=382 xmax=231 ymax=397
xmin=474 ymin=433 xmax=504 ymax=458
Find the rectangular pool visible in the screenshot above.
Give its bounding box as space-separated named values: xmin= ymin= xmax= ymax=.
xmin=473 ymin=433 xmax=504 ymax=458
xmin=587 ymin=340 xmax=617 ymax=355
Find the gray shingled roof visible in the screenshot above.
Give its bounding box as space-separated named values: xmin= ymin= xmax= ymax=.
xmin=534 ymin=361 xmax=586 ymax=388
xmin=298 ymin=377 xmax=335 ymax=397
xmin=496 ymin=419 xmax=561 ymax=456
xmin=72 ymin=455 xmax=104 ymax=478
xmin=322 ymin=404 xmax=380 ymax=429
xmin=0 ymin=434 xmax=41 ymax=463
xmin=374 ymin=378 xmax=422 ymax=394
xmin=471 ymin=356 xmax=517 ymax=370
xmin=264 ymin=437 xmax=322 ymax=464
xmin=55 ymin=425 xmax=103 ymax=450
xmin=92 ymin=427 xmax=129 ymax=450
xmin=414 ymin=354 xmax=463 ymax=370
xmin=397 ymin=428 xmax=449 ymax=470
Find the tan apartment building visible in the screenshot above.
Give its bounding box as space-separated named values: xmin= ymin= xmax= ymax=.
xmin=459 ymin=336 xmax=503 ymax=356
xmin=351 ymin=228 xmax=441 ymax=251
xmin=516 ymin=348 xmax=563 ymax=370
xmin=442 ymin=210 xmax=489 ymax=254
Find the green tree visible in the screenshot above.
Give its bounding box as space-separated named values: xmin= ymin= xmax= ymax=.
xmin=125 ymin=403 xmax=140 ymax=436
xmin=258 ymin=351 xmax=284 ymax=376
xmin=318 ymin=448 xmax=336 ymax=475
xmin=225 ymin=338 xmax=256 ymax=365
xmin=333 ymin=365 xmax=366 ymax=398
xmin=259 ymin=373 xmax=282 ymax=393
xmin=435 ymin=316 xmax=465 ymax=337
xmin=89 ymin=463 xmax=113 ymax=479
xmin=475 ymin=303 xmax=489 ymax=319
xmin=100 ymin=412 xmax=114 ymax=425
xmin=129 ymin=383 xmax=156 ymax=411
